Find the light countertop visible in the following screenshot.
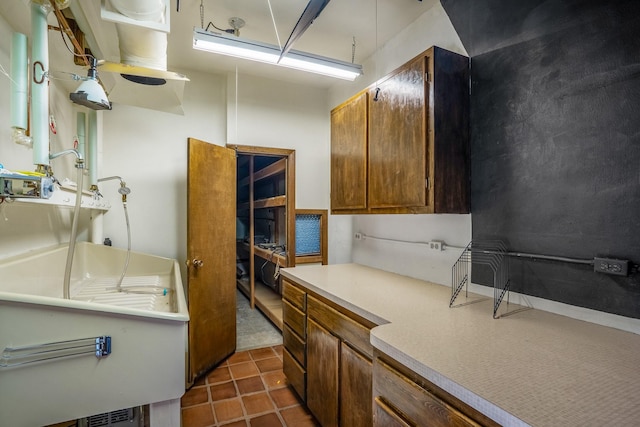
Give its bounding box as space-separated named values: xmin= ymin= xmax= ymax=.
xmin=281 ymin=263 xmax=640 ymax=427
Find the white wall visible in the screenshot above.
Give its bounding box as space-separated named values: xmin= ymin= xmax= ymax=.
xmin=100 ymin=68 xmax=227 ymax=272
xmin=327 ymin=3 xmax=471 ymax=285
xmin=226 ymin=72 xmax=352 ymax=264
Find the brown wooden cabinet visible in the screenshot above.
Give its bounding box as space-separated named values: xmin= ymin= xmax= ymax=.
xmin=281 ymin=277 xmax=377 ymax=427
xmin=373 ymin=351 xmax=500 ymax=427
xmin=306 ymin=295 xmax=375 ymax=427
xmin=330 ymin=46 xmax=470 ymax=214
xmin=307 ymin=318 xmax=340 ymax=427
xmin=282 ymin=272 xmax=501 ymax=426
xmin=340 ymin=342 xmax=373 ymax=426
xmin=330 ymin=91 xmax=368 ymax=211
xmin=282 ymin=279 xmax=307 ymax=401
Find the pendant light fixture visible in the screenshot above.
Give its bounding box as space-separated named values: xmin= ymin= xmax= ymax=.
xmin=193 ymin=28 xmax=362 ymax=81
xmin=193 ymin=0 xmax=361 ymax=80
xmin=70 ymin=57 xmax=112 ymax=110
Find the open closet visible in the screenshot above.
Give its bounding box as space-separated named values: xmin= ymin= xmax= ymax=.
xmin=233 ymin=146 xmax=295 ymax=329
xmin=232 ymin=145 xmax=328 ymax=330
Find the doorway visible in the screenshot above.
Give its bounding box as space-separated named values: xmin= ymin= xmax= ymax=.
xmin=231 ymin=145 xmax=296 ymax=332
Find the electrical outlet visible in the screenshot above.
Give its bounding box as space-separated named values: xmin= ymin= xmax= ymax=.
xmin=354 ymin=232 xmax=363 ymax=240
xmin=593 ymin=257 xmax=629 ymax=276
xmin=428 ymin=240 xmax=444 ymax=251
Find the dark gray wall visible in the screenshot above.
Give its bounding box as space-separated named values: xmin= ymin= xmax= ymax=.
xmin=441 ymin=0 xmax=640 ymax=318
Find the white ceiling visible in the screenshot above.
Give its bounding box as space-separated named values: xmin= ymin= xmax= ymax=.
xmin=0 ymin=0 xmax=439 ymax=90
xmin=172 ymin=0 xmax=439 ymax=86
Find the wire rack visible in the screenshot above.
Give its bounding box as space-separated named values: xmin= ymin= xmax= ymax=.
xmin=451 ymin=239 xmax=511 ymax=318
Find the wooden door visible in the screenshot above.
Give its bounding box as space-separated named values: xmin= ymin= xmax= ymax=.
xmin=306 ymin=318 xmax=339 ymax=427
xmin=330 ymin=91 xmax=368 ymax=211
xmin=340 ymin=342 xmax=373 ymax=427
xmin=187 ymin=138 xmax=236 ymax=384
xmin=368 ymin=56 xmax=428 ymax=209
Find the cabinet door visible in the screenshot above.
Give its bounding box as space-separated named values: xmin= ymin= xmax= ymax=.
xmin=340 ymin=342 xmax=373 ymax=427
xmin=368 ymin=56 xmax=428 ymax=209
xmin=331 ymin=91 xmax=368 ymax=211
xmin=307 ymin=318 xmax=339 ymax=427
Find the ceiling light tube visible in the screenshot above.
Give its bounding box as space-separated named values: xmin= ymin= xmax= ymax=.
xmin=193 ymin=28 xmax=362 ymax=81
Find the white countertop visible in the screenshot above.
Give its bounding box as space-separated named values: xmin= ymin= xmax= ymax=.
xmin=281 ymin=263 xmax=640 ymax=427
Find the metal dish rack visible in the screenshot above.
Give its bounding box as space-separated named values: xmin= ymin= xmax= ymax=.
xmin=450 ymin=240 xmax=511 ymax=318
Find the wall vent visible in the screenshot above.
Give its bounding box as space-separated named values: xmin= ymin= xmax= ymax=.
xmin=81 ymin=407 xmax=140 ymax=427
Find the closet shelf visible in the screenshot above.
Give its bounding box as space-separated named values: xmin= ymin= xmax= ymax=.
xmin=238 ymin=242 xmax=287 ymax=264
xmin=237 ymin=158 xmax=286 ymax=188
xmin=253 ymin=245 xmax=286 ymax=264
xmin=237 ymin=195 xmax=286 ymax=210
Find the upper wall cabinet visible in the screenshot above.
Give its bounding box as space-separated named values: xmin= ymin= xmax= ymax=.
xmin=330 ymin=46 xmax=470 ymax=214
xmin=330 ymin=91 xmax=368 ymax=211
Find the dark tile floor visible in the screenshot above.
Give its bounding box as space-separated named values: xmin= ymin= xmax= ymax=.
xmin=181 ymin=346 xmax=318 ymax=427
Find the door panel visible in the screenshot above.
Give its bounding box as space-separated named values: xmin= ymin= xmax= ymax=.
xmin=306 ymin=318 xmax=339 ymax=427
xmin=187 ymin=138 xmax=236 ymax=384
xmin=331 ymin=91 xmax=368 ymax=211
xmin=368 ymin=57 xmax=427 ymax=208
xmin=340 ymin=342 xmax=373 ymax=427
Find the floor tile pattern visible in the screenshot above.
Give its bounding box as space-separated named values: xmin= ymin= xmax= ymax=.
xmin=181 ymin=346 xmax=318 ymax=427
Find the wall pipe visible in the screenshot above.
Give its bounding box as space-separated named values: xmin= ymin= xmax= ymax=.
xmin=10 ymin=32 xmax=31 ymax=147
xmin=87 ymin=110 xmax=98 ymax=187
xmin=87 ymin=110 xmax=104 ymax=245
xmin=30 ymin=1 xmax=51 ymax=167
xmin=471 ymin=249 xmax=594 ymax=265
xmin=76 ymin=112 xmax=86 ymax=159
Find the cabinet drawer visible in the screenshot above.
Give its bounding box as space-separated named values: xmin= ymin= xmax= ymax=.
xmin=283 ymin=324 xmax=305 ymax=367
xmin=283 ymin=299 xmax=306 ymax=338
xmin=374 ymin=359 xmax=481 ymax=427
xmin=282 ymin=279 xmax=306 ymax=310
xmin=373 ymin=397 xmax=411 ymax=427
xmin=307 ymin=295 xmax=372 ymax=359
xmin=283 ymin=349 xmax=305 ymax=401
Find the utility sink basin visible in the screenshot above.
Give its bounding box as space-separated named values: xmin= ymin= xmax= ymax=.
xmin=0 ymin=242 xmax=189 ymax=427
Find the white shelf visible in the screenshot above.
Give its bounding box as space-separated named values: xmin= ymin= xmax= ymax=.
xmin=8 ymin=185 xmax=111 ymax=211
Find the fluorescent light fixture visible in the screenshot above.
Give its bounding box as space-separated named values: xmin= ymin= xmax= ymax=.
xmin=193 ymin=28 xmax=363 ymax=81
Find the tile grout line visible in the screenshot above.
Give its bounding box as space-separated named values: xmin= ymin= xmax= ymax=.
xmin=183 ymin=346 xmax=305 ymax=427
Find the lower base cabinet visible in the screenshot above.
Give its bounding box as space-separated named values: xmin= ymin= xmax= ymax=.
xmin=374 ymin=396 xmax=412 ymax=427
xmin=282 ymin=348 xmax=305 ymax=401
xmin=307 ymin=319 xmax=340 ymax=427
xmin=373 ymin=353 xmax=499 ymax=427
xmin=340 ymin=342 xmax=373 ymax=426
xmin=282 ymin=278 xmax=375 ymax=427
xmin=282 ymin=275 xmax=498 ymax=427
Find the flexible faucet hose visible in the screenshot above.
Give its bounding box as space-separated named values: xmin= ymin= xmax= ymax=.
xmin=115 ymin=201 xmax=131 ymax=291
xmin=63 ymin=166 xmax=84 ymax=299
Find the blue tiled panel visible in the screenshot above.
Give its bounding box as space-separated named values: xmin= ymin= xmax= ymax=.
xmin=296 ymin=214 xmax=321 ymax=255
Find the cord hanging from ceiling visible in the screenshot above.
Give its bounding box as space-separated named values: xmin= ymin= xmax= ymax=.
xmin=373 ymin=0 xmax=381 ymax=101
xmin=267 ymin=0 xmax=282 ymax=50
xmin=352 ymin=36 xmax=356 ymax=64
xmin=200 ymin=0 xmax=236 ymax=34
